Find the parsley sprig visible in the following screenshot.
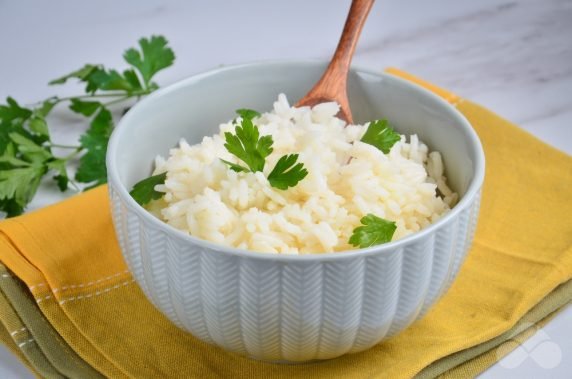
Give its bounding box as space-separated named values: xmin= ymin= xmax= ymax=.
xmin=0 ymin=35 xmax=175 ymax=217
xmin=223 ymin=111 xmax=273 ymax=172
xmin=349 ymin=213 xmax=397 ymax=248
xmin=129 ymin=172 xmax=167 ymax=206
xmin=221 ymin=109 xmax=308 ymax=190
xmin=267 ymin=154 xmax=308 ymax=190
xmin=360 ymin=119 xmax=400 ymax=153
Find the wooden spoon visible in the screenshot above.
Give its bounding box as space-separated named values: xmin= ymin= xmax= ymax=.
xmin=296 ymin=0 xmax=375 ymax=124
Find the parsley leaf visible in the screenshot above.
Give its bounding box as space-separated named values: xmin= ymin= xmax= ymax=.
xmin=0 ymin=97 xmax=33 ymax=154
xmin=267 ymin=154 xmax=308 ymax=190
xmin=88 ymin=68 xmax=138 ymax=93
xmin=349 ymin=214 xmax=397 ymax=248
xmin=51 ymin=65 xmax=136 ymax=94
xmin=9 ymin=133 xmax=52 ymax=164
xmin=235 ymin=108 xmax=261 ymax=120
xmin=224 ymin=110 xmax=273 ymax=172
xmin=130 ymin=172 xmax=167 ymax=206
xmin=50 ymin=66 xmax=145 ymax=96
xmin=47 ymin=159 xmax=69 ymax=192
xmin=123 ymin=35 xmax=175 ymax=89
xmin=0 ymin=199 xmax=24 ymax=218
xmin=28 ymin=117 xmax=50 ymax=139
xmin=69 ymin=99 xmax=102 ymax=117
xmin=0 ymin=97 xmax=33 ymax=121
xmin=75 ymin=107 xmax=113 ymax=188
xmin=36 ymin=98 xmax=58 ymax=118
xmin=360 ymin=119 xmax=401 ymax=154
xmin=220 ymin=159 xmax=249 ymax=173
xmin=49 ymin=64 xmax=100 ymax=85
xmin=0 ymin=165 xmax=47 ymax=217
xmin=122 ymin=69 xmax=143 ymax=90
xmin=0 ymin=144 xmax=30 ymax=168
xmin=28 ymin=98 xmax=58 ymax=144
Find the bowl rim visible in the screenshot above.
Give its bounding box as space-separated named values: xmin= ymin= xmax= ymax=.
xmin=107 ymin=60 xmax=485 ymax=262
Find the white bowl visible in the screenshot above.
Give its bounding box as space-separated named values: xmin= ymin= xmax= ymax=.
xmin=106 ymin=61 xmax=485 ymax=362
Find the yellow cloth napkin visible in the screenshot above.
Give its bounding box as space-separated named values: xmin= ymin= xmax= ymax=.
xmin=0 ymin=69 xmax=571 ymax=378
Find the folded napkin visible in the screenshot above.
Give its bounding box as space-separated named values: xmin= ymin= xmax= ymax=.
xmin=0 ymin=262 xmax=103 ymax=378
xmin=0 ymin=70 xmax=571 ymax=378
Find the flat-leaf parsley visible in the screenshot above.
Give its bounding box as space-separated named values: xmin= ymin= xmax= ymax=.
xmin=0 ymin=35 xmax=175 ymax=217
xmin=349 ymin=213 xmax=397 ymax=248
xmin=268 ymin=154 xmax=308 ymax=190
xmin=220 ymin=109 xmax=308 ymax=190
xmin=360 ymin=119 xmax=400 ymax=154
xmin=129 ymin=172 xmax=167 ymax=206
xmin=223 ymin=110 xmax=273 ymax=173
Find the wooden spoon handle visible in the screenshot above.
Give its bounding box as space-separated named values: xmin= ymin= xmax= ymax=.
xmin=296 ymin=0 xmax=375 ymax=124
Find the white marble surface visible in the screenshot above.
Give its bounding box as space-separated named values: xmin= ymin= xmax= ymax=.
xmin=0 ymin=0 xmax=570 ymax=377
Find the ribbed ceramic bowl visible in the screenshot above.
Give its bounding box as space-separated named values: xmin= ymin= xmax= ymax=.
xmin=106 ymin=61 xmax=484 ymax=362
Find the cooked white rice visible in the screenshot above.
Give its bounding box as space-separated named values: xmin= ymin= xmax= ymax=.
xmin=149 ymin=94 xmax=457 ymax=254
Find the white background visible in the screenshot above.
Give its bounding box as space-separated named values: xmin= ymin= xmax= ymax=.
xmin=0 ymin=0 xmax=570 ymax=377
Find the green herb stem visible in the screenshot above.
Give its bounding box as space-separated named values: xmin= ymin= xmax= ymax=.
xmin=48 ymin=143 xmax=82 ymax=149
xmin=32 ymin=91 xmax=151 ymax=108
xmin=61 ymin=148 xmax=84 ymax=162
xmin=67 ymin=179 xmax=81 ymax=192
xmin=61 ymin=90 xmax=150 ymax=102
xmin=103 ymin=96 xmax=131 ymax=107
